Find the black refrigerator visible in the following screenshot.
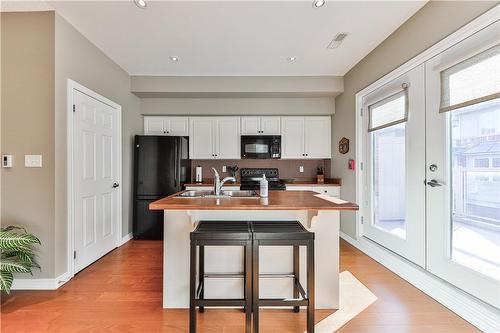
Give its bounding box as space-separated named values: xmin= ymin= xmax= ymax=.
xmin=133 ymin=135 xmax=190 ymax=239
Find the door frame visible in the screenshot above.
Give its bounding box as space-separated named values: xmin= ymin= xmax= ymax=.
xmin=67 ymin=79 xmax=122 ymax=279
xmin=355 ymin=5 xmax=499 ymax=241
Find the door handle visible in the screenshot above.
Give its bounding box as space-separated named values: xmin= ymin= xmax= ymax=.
xmin=427 ymin=179 xmax=444 ymax=187
xmin=112 ymin=183 xmax=120 ymax=188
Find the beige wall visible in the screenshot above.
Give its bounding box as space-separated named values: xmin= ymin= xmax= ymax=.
xmin=141 ymin=97 xmax=335 ymax=116
xmin=1 ymin=11 xmax=141 ymax=279
xmin=54 ymin=14 xmax=141 ymax=277
xmin=332 ymin=1 xmax=499 ymax=238
xmin=1 ymin=11 xmax=56 ymax=278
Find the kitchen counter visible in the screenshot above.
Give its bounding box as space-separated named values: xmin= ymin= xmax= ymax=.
xmin=152 ymin=190 xmax=357 ymax=310
xmin=150 ymin=190 xmax=357 ymax=211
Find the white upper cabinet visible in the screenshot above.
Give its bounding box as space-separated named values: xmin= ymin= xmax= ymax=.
xmin=189 ymin=117 xmax=215 ymax=159
xmin=144 ymin=116 xmax=189 ymax=136
xmin=144 ymin=117 xmax=165 ymax=135
xmin=260 ymin=116 xmax=281 ymax=135
xmin=305 ymin=116 xmax=331 ymax=158
xmin=241 ymin=116 xmax=280 ymax=135
xmin=240 ymin=117 xmax=261 ymax=135
xmin=214 ymin=117 xmax=240 ymax=159
xmin=281 ymin=117 xmax=305 ymax=158
xmin=189 ymin=117 xmax=240 ymax=159
xmin=281 ymin=116 xmax=331 ymax=159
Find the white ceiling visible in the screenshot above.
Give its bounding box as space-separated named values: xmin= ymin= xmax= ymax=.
xmin=11 ymin=1 xmax=427 ymax=76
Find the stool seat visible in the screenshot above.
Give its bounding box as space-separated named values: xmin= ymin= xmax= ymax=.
xmin=251 ymin=220 xmax=314 ymax=240
xmin=191 ymin=220 xmax=251 ymax=240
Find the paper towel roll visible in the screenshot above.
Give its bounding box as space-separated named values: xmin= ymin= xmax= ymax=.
xmin=195 ymin=166 xmax=203 ymax=183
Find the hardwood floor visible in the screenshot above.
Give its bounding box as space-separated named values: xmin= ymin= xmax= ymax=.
xmin=1 ymin=240 xmax=478 ymax=333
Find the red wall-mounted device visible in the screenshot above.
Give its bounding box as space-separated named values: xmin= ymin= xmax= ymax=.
xmin=348 ymin=159 xmax=355 ymax=170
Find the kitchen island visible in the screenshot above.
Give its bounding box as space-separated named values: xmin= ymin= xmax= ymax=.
xmin=150 ymin=190 xmax=358 ymax=309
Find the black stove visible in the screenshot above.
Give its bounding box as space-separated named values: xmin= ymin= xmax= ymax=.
xmin=239 ymin=168 xmax=286 ymax=191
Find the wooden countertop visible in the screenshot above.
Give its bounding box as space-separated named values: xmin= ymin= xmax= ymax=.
xmin=149 ymin=190 xmax=358 ymax=211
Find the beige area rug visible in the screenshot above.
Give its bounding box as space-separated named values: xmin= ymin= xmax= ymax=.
xmin=310 ymin=271 xmax=377 ymax=333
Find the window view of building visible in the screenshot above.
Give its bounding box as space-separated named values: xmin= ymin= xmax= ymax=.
xmin=450 ymin=98 xmax=500 ymax=279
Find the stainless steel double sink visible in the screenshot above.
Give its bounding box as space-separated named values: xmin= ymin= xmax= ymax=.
xmin=176 ymin=190 xmax=259 ymax=198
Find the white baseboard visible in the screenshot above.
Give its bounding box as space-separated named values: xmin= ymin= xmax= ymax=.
xmin=340 ymin=232 xmax=500 ymax=333
xmin=119 ymin=232 xmax=133 ymax=246
xmin=11 ymin=271 xmax=71 ymax=291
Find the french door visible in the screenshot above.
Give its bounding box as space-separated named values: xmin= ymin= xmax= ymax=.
xmin=362 ymin=20 xmax=500 ymax=308
xmin=425 ymin=21 xmax=500 ymax=308
xmin=361 ymin=65 xmax=426 ymax=268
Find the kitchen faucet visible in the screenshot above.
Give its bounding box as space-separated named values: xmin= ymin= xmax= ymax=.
xmin=212 ymin=167 xmax=236 ymax=196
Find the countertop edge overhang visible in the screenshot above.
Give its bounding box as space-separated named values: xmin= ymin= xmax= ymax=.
xmin=149 ymin=190 xmax=358 ymax=211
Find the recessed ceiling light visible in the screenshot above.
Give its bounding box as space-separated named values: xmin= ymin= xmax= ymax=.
xmin=287 ymin=57 xmax=296 ymax=62
xmin=169 ymin=56 xmax=179 ymax=62
xmin=134 ymin=0 xmax=147 ymax=9
xmin=313 ymin=0 xmax=325 ymax=8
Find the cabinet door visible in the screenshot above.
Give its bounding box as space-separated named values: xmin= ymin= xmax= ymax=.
xmin=189 ymin=118 xmax=215 ymax=159
xmin=260 ymin=116 xmax=281 ymax=135
xmin=281 ymin=117 xmax=305 ymax=159
xmin=241 ymin=117 xmax=261 ymax=135
xmin=168 ymin=117 xmax=189 ymax=136
xmin=304 ymin=116 xmax=331 ymax=158
xmin=144 ymin=117 xmax=166 ymax=135
xmin=215 ymin=117 xmax=240 ymax=159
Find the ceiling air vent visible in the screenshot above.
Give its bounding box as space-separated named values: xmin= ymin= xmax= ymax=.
xmin=327 ymin=33 xmax=348 ymax=49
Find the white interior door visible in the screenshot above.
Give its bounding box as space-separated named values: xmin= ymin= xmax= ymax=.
xmin=425 ymin=21 xmax=500 ymax=308
xmin=362 ymin=65 xmax=426 ymax=267
xmin=73 ymin=88 xmax=120 ymax=273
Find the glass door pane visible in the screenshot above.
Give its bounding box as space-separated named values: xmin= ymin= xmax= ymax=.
xmin=372 ymin=122 xmax=406 ymax=239
xmin=450 ymin=99 xmax=500 ymax=280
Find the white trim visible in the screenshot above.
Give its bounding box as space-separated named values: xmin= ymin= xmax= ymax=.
xmin=340 ymin=232 xmax=500 ymax=333
xmin=11 ymin=271 xmax=72 ymax=291
xmin=119 ymin=233 xmax=133 ymax=246
xmin=67 ymin=79 xmax=123 ymax=282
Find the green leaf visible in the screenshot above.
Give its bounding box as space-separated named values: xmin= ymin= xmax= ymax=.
xmin=0 ymin=231 xmax=40 ymax=249
xmin=2 ymin=250 xmax=35 ymax=263
xmin=0 ymin=226 xmax=27 ymax=233
xmin=0 ymin=258 xmax=32 ymax=273
xmin=0 ymin=271 xmax=13 ymax=293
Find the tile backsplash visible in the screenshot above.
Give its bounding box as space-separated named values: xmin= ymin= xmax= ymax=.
xmin=191 ymin=159 xmax=331 ymax=181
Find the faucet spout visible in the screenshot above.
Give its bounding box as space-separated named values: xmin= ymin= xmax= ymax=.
xmin=211 ymin=167 xmax=221 ymax=195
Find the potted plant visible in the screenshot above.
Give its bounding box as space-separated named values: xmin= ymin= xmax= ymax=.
xmin=0 ymin=226 xmax=41 ymax=293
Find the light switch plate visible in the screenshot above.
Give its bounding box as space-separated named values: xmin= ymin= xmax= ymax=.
xmin=299 ymin=166 xmax=304 ymax=173
xmin=2 ymin=155 xmax=13 ymax=168
xmin=222 ymin=166 xmax=227 ymax=172
xmin=25 ymin=155 xmax=42 ymax=168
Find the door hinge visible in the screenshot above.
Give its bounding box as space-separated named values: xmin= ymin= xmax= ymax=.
xmin=360 ymin=162 xmax=363 ymax=171
xmin=72 ymin=104 xmax=76 ymax=113
xmin=73 ymin=250 xmax=76 ymax=259
xmin=360 ymin=108 xmax=363 ymax=117
xmin=360 ymin=216 xmax=364 ymax=224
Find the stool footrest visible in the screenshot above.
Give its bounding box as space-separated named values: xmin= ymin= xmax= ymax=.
xmin=195 ymin=299 xmax=247 ymax=307
xmin=259 ymin=298 xmax=309 ymax=307
xmin=203 ymin=273 xmax=295 ymax=279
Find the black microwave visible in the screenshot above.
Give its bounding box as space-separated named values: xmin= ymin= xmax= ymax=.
xmin=241 ymin=135 xmax=281 ymax=159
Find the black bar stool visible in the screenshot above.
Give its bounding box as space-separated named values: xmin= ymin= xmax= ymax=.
xmin=251 ymin=221 xmax=315 ymax=333
xmin=190 ymin=220 xmax=253 ymax=333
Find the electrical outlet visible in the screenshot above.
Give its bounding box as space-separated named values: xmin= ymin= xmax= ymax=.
xmin=222 ymin=165 xmax=227 ymax=172
xmin=299 ymin=166 xmax=304 ymax=173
